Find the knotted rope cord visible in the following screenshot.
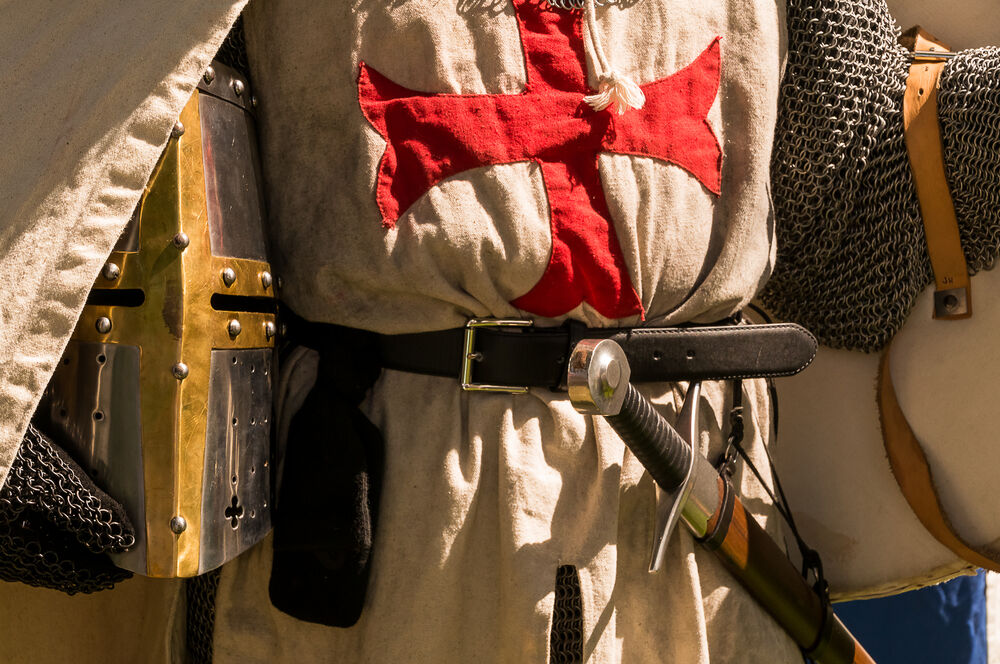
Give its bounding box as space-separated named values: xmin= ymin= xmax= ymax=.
xmin=582 ymin=0 xmax=645 ymax=114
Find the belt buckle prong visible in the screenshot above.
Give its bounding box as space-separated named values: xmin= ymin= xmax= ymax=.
xmin=461 ymin=318 xmax=533 ymax=393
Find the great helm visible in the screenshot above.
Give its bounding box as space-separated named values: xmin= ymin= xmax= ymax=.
xmin=42 ymin=61 xmax=276 ymax=578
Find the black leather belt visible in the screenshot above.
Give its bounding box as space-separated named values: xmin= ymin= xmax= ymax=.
xmin=374 ymin=318 xmax=818 ymax=393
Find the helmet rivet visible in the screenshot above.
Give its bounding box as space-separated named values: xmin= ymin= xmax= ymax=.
xmin=171 ymin=121 xmax=185 ymax=139
xmin=95 ymin=317 xmax=112 ymax=334
xmin=102 ymin=262 xmax=121 ymax=281
xmin=172 ymin=362 xmax=189 ymax=380
xmin=233 ymin=79 xmax=245 ymax=97
xmin=172 ymin=232 xmax=190 ymax=250
xmin=260 ymin=271 xmax=272 ymax=289
xmin=264 ymin=321 xmax=277 ymax=340
xmin=203 ymin=66 xmax=216 ymax=85
xmin=228 ymin=319 xmax=242 ymax=338
xmin=221 ymin=268 xmax=237 ymax=287
xmin=170 ymin=516 xmax=187 ymax=534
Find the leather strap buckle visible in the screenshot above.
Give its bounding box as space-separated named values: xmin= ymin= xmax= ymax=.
xmin=461 ymin=318 xmax=533 ymax=393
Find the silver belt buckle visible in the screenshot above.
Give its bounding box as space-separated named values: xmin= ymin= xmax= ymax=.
xmin=461 ymin=318 xmax=534 ymax=393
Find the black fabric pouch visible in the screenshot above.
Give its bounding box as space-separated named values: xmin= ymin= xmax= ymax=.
xmin=268 ymin=317 xmax=384 ymax=627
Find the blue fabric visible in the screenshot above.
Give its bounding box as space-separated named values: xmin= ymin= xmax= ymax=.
xmin=834 ymin=572 xmax=987 ymax=664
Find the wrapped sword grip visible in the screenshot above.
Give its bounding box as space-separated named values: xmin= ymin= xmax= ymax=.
xmin=606 ymin=384 xmax=692 ymax=493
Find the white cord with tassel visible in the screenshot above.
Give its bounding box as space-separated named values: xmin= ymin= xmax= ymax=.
xmin=582 ymin=0 xmax=645 ymax=115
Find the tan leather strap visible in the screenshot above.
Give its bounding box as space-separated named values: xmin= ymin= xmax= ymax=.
xmin=878 ymin=345 xmax=1000 ymax=571
xmin=901 ymin=26 xmax=971 ymax=319
xmin=883 ymin=27 xmax=990 ymax=572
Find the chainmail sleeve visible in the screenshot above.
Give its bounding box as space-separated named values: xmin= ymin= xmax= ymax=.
xmin=760 ymin=0 xmax=1000 ymax=352
xmin=0 ymin=424 xmax=135 ymax=594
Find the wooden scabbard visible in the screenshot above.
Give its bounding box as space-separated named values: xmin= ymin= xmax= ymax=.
xmin=702 ymin=477 xmax=875 ymax=664
xmin=592 ymin=376 xmax=872 ymax=662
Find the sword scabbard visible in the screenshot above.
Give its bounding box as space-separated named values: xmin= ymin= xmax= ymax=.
xmin=567 ymin=338 xmax=876 ymax=664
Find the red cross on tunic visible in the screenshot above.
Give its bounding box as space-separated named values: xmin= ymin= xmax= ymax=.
xmin=359 ymin=0 xmax=722 ymax=319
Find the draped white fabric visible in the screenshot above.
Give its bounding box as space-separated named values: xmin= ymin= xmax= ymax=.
xmin=0 ymin=0 xmax=246 ymax=487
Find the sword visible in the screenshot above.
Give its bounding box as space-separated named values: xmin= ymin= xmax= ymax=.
xmin=567 ymin=338 xmax=875 ymax=664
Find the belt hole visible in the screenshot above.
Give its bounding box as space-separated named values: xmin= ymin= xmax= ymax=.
xmin=686 ymin=349 xmax=696 ymax=359
xmin=652 ymin=350 xmax=662 ymax=361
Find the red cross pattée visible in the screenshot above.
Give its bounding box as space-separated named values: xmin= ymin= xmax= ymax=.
xmin=359 ymin=0 xmax=722 ymax=319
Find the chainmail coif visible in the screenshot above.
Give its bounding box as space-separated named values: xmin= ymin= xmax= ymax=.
xmin=760 ymin=0 xmax=1000 ymax=352
xmin=0 ymin=424 xmax=135 ymax=594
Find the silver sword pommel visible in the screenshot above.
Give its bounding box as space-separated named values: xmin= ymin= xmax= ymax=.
xmin=568 ymin=338 xmax=692 ymax=493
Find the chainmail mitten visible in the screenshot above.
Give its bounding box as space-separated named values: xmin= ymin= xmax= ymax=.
xmin=0 ymin=423 xmax=135 ymax=594
xmin=761 ymin=0 xmax=1000 ymax=352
